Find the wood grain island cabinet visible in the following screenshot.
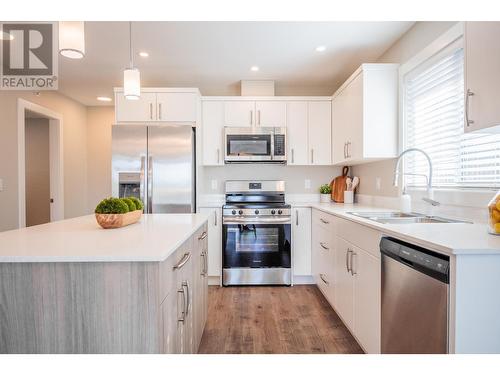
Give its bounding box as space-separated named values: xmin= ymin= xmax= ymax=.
xmin=0 ymin=214 xmax=208 ymax=354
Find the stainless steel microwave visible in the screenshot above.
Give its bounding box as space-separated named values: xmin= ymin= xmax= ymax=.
xmin=224 ymin=127 xmax=287 ymax=163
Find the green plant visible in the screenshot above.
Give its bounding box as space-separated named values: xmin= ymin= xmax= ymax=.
xmin=95 ymin=198 xmax=129 ymax=214
xmin=121 ymin=198 xmax=137 ymax=212
xmin=128 ymin=196 xmax=144 ymax=211
xmin=319 ymin=184 xmax=332 ymax=194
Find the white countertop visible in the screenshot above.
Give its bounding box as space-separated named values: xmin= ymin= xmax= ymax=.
xmin=294 ymin=202 xmax=500 ymax=256
xmin=0 ymin=213 xmax=209 ymax=263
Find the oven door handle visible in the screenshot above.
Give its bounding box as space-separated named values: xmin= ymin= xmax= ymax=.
xmin=223 ymin=217 xmax=291 ymax=225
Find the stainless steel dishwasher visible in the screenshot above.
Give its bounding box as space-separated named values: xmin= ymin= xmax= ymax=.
xmin=380 ymin=237 xmax=450 ymax=354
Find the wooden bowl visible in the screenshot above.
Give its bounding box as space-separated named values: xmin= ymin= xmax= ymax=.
xmin=95 ymin=210 xmax=142 ymax=229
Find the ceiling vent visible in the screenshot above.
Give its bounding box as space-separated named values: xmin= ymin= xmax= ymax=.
xmin=240 ymin=80 xmax=275 ymax=96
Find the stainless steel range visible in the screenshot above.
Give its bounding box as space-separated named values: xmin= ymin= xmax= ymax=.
xmin=222 ymin=180 xmax=292 ymax=286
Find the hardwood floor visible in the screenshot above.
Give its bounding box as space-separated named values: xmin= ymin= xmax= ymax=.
xmin=198 ymin=285 xmax=364 ymax=354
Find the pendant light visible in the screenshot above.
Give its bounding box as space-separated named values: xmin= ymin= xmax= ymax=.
xmin=123 ymin=22 xmax=141 ymax=100
xmin=59 ymin=22 xmax=85 ymax=59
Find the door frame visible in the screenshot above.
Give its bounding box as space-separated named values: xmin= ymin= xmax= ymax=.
xmin=17 ymin=98 xmax=64 ymax=228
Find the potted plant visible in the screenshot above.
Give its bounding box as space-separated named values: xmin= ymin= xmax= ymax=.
xmin=319 ymin=184 xmax=332 ymax=203
xmin=94 ymin=197 xmax=144 ymax=229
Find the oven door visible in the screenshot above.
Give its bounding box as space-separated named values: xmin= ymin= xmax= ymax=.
xmin=223 ymin=222 xmax=291 ymax=268
xmin=225 ymin=133 xmax=273 ymax=162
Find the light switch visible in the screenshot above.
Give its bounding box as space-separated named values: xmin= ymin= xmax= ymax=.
xmin=305 ymin=179 xmax=311 ymax=189
xmin=211 ymin=179 xmax=218 ymax=191
xmin=0 ymin=178 xmax=3 ymax=191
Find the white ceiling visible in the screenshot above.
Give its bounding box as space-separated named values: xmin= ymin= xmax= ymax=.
xmin=58 ymin=22 xmax=414 ymax=106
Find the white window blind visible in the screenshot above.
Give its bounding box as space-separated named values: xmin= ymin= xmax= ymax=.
xmin=404 ymin=39 xmax=500 ymax=189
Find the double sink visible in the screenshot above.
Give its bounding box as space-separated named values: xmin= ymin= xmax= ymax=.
xmin=348 ymin=211 xmax=472 ymax=224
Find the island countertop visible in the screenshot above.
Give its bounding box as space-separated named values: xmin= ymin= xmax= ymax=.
xmin=0 ymin=213 xmax=209 ymax=263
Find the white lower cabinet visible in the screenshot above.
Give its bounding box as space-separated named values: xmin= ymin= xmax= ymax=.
xmin=311 ymin=209 xmax=381 ymax=353
xmin=160 ymin=224 xmax=208 ymax=354
xmin=199 ymin=207 xmax=222 ymax=282
xmin=334 ymin=237 xmax=355 ymax=329
xmin=292 ymin=207 xmax=312 ymax=278
xmin=352 ymin=245 xmax=381 ymax=354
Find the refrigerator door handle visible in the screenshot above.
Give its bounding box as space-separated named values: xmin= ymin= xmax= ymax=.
xmin=140 ymin=156 xmax=146 ymax=206
xmin=147 ymin=155 xmax=153 ymax=214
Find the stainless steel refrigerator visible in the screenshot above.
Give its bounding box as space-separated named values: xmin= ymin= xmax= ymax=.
xmin=111 ymin=125 xmax=196 ymax=213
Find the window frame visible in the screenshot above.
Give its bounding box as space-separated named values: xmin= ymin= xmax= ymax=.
xmin=398 ymin=22 xmax=498 ymax=198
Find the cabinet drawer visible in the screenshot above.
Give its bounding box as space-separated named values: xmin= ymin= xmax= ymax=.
xmin=312 ymin=209 xmax=336 ymax=234
xmin=337 ymin=218 xmax=382 ymax=258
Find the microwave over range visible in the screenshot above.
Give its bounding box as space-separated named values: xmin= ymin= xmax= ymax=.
xmin=224 ymin=127 xmax=287 ymax=163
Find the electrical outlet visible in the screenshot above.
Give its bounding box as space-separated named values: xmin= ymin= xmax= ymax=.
xmin=0 ymin=178 xmax=3 ymax=191
xmin=376 ymin=177 xmax=381 ymax=191
xmin=305 ymin=179 xmax=311 ymax=189
xmin=211 ymin=179 xmax=218 ymax=191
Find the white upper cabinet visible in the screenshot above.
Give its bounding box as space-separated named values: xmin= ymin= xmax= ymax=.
xmin=255 ymin=101 xmax=287 ymax=127
xmin=224 ymin=101 xmax=255 ymax=127
xmin=115 ymin=89 xmax=199 ymax=123
xmin=156 ymin=93 xmax=197 ymax=122
xmin=115 ymin=92 xmax=157 ymax=123
xmin=465 ymin=22 xmax=500 ymax=133
xmin=332 ymin=64 xmax=398 ymax=165
xmin=308 ymin=101 xmax=332 ymax=165
xmin=202 ymin=101 xmax=224 ymax=166
xmin=287 ymin=100 xmax=332 ymax=166
xmin=287 ymin=101 xmax=309 ymax=165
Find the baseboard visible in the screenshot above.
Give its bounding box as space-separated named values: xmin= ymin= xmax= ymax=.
xmin=208 ymin=276 xmax=221 ymax=286
xmin=293 ymin=275 xmax=314 ymax=285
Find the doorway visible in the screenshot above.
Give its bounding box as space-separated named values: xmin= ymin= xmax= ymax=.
xmin=17 ymin=99 xmax=64 ymax=228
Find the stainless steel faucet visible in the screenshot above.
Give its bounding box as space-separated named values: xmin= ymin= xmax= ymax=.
xmin=393 ymin=148 xmax=440 ymax=206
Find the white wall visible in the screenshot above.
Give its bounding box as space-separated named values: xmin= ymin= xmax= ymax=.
xmin=0 ymin=91 xmax=88 ymax=232
xmin=200 ymin=165 xmax=342 ymax=195
xmin=351 ymin=21 xmax=459 ymax=197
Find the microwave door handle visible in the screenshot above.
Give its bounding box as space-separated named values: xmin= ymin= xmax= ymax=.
xmin=270 ymin=133 xmax=275 ymax=161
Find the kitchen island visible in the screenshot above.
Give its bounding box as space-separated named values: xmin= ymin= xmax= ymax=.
xmin=0 ymin=214 xmax=209 ymax=354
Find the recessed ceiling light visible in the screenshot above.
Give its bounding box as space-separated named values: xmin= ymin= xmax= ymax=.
xmin=315 ymin=45 xmax=326 ymax=52
xmin=97 ymin=96 xmax=112 ymax=102
xmin=250 ymin=66 xmax=259 ymax=72
xmin=139 ymin=51 xmax=149 ymax=58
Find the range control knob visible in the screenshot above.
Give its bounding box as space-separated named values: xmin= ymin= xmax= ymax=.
xmin=254 ymin=209 xmax=260 ymax=215
xmin=231 ymin=210 xmax=236 ymax=215
xmin=271 ymin=209 xmax=276 ymax=215
xmin=238 ymin=210 xmax=243 ymax=215
xmin=278 ymin=210 xmax=283 ymax=215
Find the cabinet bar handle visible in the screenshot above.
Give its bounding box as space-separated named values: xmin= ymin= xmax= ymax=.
xmin=217 ymin=149 xmax=220 ymax=164
xmin=320 ymin=242 xmax=329 ymax=250
xmin=150 ymin=103 xmax=153 ymax=120
xmin=183 ymin=281 xmax=190 ymax=317
xmin=198 ymin=231 xmax=207 ymax=240
xmin=350 ymin=252 xmax=357 ymax=276
xmin=347 ymin=142 xmax=351 ymax=158
xmin=346 ymin=249 xmax=352 ymax=272
xmin=311 ymin=149 xmax=314 ymax=164
xmin=158 ymin=103 xmax=162 ymax=120
xmin=250 ymin=110 xmax=253 ymax=125
xmin=296 ymin=210 xmax=299 ymax=226
xmin=258 ymin=110 xmax=261 ymax=125
xmin=320 ymin=218 xmax=329 ymax=224
xmin=214 ymin=211 xmax=217 ymax=226
xmin=465 ymin=89 xmax=475 ymax=127
xmin=291 ymin=148 xmax=294 ymax=164
xmin=344 ymin=142 xmax=347 ymax=159
xmin=319 ymin=273 xmax=329 ymax=285
xmin=173 ymin=252 xmax=191 ymax=270
xmin=178 ymin=288 xmax=186 ymax=322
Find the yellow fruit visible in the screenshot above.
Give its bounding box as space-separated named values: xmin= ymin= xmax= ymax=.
xmin=495 ymin=223 xmax=500 ymax=234
xmin=496 ymin=200 xmax=500 ymax=211
xmin=492 ymin=209 xmax=500 ymax=223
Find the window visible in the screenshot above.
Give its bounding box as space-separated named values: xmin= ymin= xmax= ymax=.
xmin=403 ymin=38 xmax=500 ymax=189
